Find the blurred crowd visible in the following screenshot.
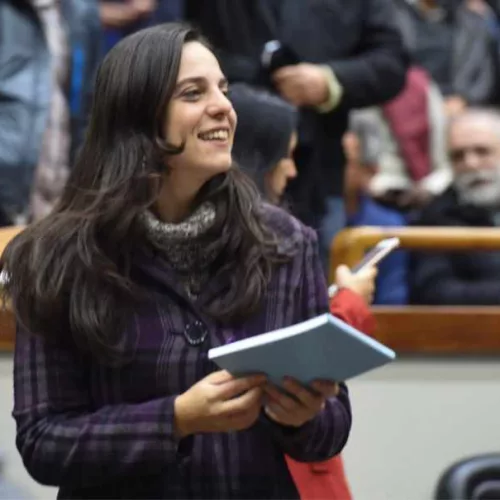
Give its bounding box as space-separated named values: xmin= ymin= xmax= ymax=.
xmin=2 ymin=0 xmax=500 ymax=306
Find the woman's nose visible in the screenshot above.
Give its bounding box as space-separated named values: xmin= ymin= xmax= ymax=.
xmin=287 ymin=161 xmax=298 ymax=178
xmin=207 ymin=89 xmax=234 ymax=117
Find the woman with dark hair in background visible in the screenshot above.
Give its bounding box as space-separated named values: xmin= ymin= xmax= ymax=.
xmin=2 ymin=24 xmax=350 ymax=499
xmin=231 ymin=83 xmax=299 ymax=205
xmin=231 ymin=83 xmax=377 ymax=500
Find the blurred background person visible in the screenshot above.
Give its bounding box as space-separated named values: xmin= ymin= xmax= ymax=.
xmin=99 ymin=0 xmax=183 ymax=54
xmin=466 ymin=0 xmax=500 ymax=40
xmin=187 ymin=0 xmax=409 ymax=270
xmin=394 ymin=0 xmax=500 ymax=116
xmin=229 ymin=82 xmax=409 ymax=307
xmin=342 ymin=118 xmax=409 ymax=305
xmin=230 ymin=84 xmax=298 ymax=206
xmin=230 ymin=84 xmax=378 ymax=309
xmin=411 ymin=108 xmax=500 ymax=305
xmin=0 ymin=0 xmax=101 ymax=225
xmin=351 ymin=67 xmax=452 ymax=215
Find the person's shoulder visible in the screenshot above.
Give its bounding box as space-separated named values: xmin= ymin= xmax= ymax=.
xmin=377 ymin=207 xmax=406 ymax=227
xmin=457 ymin=4 xmax=491 ymax=28
xmin=360 ymin=197 xmax=407 ymax=227
xmin=259 ymin=203 xmax=317 ymax=252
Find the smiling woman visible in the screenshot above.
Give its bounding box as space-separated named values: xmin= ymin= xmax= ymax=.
xmin=1 ymin=23 xmax=351 ymax=499
xmin=159 ymin=41 xmax=237 ymax=222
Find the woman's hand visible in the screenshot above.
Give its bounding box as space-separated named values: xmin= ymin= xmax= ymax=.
xmin=263 ymin=378 xmax=339 ymax=428
xmin=174 ymin=370 xmax=266 ymax=438
xmin=335 ymin=264 xmax=377 ymax=304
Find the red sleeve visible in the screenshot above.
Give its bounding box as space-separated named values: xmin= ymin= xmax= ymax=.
xmin=329 ymin=289 xmax=376 ymax=336
xmin=285 ymin=291 xmax=369 ymax=500
xmin=286 ymin=454 xmax=353 ymax=500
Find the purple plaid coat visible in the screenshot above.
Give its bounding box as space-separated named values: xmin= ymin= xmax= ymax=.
xmin=13 ymin=205 xmax=351 ymax=499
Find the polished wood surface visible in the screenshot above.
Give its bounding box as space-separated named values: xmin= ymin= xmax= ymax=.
xmin=0 ymin=308 xmax=15 ymax=351
xmin=3 ymin=305 xmax=497 ymax=354
xmin=0 ymin=226 xmax=24 ymax=350
xmin=331 ymin=226 xmax=500 ymax=355
xmin=372 ymin=306 xmax=500 ymax=354
xmin=0 ymin=226 xmax=24 ymax=256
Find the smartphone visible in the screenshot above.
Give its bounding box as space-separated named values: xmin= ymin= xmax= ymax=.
xmin=328 ymin=237 xmax=400 ymax=297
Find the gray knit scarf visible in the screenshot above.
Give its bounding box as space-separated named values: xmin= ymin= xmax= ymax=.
xmin=142 ymin=201 xmax=220 ymax=298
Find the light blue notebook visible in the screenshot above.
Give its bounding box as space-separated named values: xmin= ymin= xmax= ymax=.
xmin=208 ymin=313 xmax=396 ymax=386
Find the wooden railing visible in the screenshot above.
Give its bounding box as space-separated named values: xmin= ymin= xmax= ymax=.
xmin=331 ymin=226 xmax=500 ymax=355
xmin=1 ymin=226 xmax=500 ymax=355
xmin=0 ymin=226 xmax=24 ymax=350
xmin=0 ymin=226 xmax=24 ymax=253
xmin=330 ymin=226 xmax=500 ymax=276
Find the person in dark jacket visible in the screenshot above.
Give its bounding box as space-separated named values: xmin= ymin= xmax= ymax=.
xmin=394 ymin=0 xmax=499 ymax=114
xmin=411 ymin=108 xmax=500 ymax=305
xmin=0 ymin=0 xmax=102 ymax=224
xmin=186 ymin=0 xmax=409 ymax=268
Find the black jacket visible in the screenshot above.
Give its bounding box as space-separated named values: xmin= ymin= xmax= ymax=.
xmin=187 ymin=0 xmax=408 ymax=221
xmin=410 ymin=188 xmax=500 ymax=305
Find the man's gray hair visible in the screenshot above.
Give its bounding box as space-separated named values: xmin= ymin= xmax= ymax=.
xmin=448 ymin=107 xmax=500 ymax=137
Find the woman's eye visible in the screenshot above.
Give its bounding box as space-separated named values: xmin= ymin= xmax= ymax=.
xmin=183 ymin=89 xmax=201 ymax=100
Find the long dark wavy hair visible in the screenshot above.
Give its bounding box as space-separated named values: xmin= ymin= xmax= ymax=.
xmin=1 ymin=23 xmax=285 ymax=363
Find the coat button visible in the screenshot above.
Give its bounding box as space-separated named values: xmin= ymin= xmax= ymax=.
xmin=183 ymin=321 xmax=208 ymax=346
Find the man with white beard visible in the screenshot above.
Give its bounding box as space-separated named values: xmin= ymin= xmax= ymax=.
xmin=410 ymin=108 xmax=500 ymax=304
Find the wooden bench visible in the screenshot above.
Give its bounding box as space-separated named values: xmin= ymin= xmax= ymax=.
xmin=331 ymin=226 xmax=500 ymax=355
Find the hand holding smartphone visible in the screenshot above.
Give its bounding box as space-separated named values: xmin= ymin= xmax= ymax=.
xmin=328 ymin=237 xmax=400 ymax=298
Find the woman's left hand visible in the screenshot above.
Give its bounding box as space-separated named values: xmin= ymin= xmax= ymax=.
xmin=263 ymin=378 xmax=339 ymax=427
